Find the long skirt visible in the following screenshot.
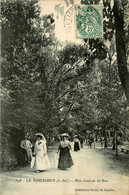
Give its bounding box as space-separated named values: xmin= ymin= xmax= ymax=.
xmin=58 ymin=147 xmax=74 ymax=169
xmin=35 ymin=151 xmax=50 ymax=171
xmin=74 ymin=142 xmax=80 ymax=151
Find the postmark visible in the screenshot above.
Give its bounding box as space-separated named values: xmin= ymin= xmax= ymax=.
xmin=64 ymin=6 xmax=75 ymax=33
xmin=75 ymin=5 xmax=103 ymax=39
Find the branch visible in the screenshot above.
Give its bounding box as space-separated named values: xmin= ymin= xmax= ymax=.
xmin=52 ymin=88 xmax=71 ymax=103
xmin=59 ymin=103 xmax=74 ymax=125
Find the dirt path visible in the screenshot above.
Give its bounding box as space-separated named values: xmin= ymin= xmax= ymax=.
xmin=0 ymin=143 xmax=129 ymax=195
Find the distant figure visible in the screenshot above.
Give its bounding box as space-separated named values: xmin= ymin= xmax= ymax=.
xmin=58 ymin=133 xmax=74 ymax=170
xmin=88 ymin=136 xmax=93 ymax=148
xmin=20 ymin=135 xmax=32 ymax=166
xmin=74 ymin=135 xmax=80 ymax=152
xmin=34 ymin=133 xmax=50 ymax=172
xmin=100 ymin=137 xmax=104 ymax=149
xmin=80 ymin=137 xmax=84 ymax=148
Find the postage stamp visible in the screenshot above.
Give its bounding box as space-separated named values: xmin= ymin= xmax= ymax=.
xmin=75 ymin=5 xmax=103 ymax=39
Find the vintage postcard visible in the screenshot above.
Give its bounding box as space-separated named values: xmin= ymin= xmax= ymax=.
xmin=1 ymin=0 xmax=129 ymax=195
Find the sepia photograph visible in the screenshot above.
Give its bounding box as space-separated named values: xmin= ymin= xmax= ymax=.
xmin=0 ymin=0 xmax=129 ymax=194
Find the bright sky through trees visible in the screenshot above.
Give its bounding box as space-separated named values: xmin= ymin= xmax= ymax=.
xmin=39 ymin=0 xmax=82 ymax=43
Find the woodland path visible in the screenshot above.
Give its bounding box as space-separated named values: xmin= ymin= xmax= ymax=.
xmin=0 ymin=142 xmax=129 ymax=195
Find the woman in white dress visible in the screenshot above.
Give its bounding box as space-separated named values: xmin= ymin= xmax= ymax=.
xmin=34 ymin=133 xmax=50 ymax=172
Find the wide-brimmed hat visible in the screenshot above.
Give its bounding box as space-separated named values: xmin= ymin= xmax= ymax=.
xmin=61 ymin=133 xmax=69 ymax=137
xmin=35 ymin=133 xmax=43 ymax=137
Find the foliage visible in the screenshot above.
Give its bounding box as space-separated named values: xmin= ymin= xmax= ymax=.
xmin=1 ymin=0 xmax=56 ymax=165
xmin=1 ymin=0 xmax=128 ymax=167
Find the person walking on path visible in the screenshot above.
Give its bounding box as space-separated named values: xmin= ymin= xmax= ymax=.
xmin=100 ymin=137 xmax=104 ymax=149
xmin=20 ymin=134 xmax=32 ymax=166
xmin=80 ymin=137 xmax=84 ymax=148
xmin=74 ymin=135 xmax=80 ymax=152
xmin=57 ymin=133 xmax=74 ymax=170
xmin=34 ymin=133 xmax=50 ymax=172
xmin=88 ymin=135 xmax=93 ymax=148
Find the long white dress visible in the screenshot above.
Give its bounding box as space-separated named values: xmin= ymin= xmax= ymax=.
xmin=34 ymin=140 xmax=50 ymax=171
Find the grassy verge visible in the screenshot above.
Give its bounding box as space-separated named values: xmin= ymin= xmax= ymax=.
xmin=95 ymin=147 xmax=129 ymax=177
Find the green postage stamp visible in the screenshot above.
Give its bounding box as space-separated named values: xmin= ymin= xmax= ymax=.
xmin=76 ymin=5 xmax=103 ymax=39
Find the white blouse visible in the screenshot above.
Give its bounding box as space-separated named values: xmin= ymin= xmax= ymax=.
xmin=59 ymin=140 xmax=71 ymax=148
xmin=35 ymin=140 xmax=47 ymax=154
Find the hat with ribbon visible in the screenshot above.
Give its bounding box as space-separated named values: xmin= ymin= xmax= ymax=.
xmin=61 ymin=133 xmax=69 ymax=137
xmin=35 ymin=133 xmax=43 ymax=137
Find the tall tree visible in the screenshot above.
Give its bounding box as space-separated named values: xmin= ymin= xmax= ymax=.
xmin=1 ymin=0 xmax=56 ymax=166
xmin=113 ymin=0 xmax=129 ymax=132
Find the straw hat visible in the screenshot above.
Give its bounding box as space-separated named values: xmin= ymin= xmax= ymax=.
xmin=35 ymin=133 xmax=43 ymax=137
xmin=61 ymin=133 xmax=69 ymax=137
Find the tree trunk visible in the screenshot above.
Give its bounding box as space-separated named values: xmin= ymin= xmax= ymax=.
xmin=95 ymin=131 xmax=98 ymax=142
xmin=115 ymin=131 xmax=118 ymax=156
xmin=114 ymin=0 xmax=129 ymax=136
xmin=112 ymin=133 xmax=115 ymax=150
xmin=104 ymin=131 xmax=108 ymax=148
xmin=48 ymin=133 xmax=51 ymax=146
xmin=108 ymin=131 xmax=111 ymax=142
xmin=92 ymin=129 xmax=95 ymax=148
